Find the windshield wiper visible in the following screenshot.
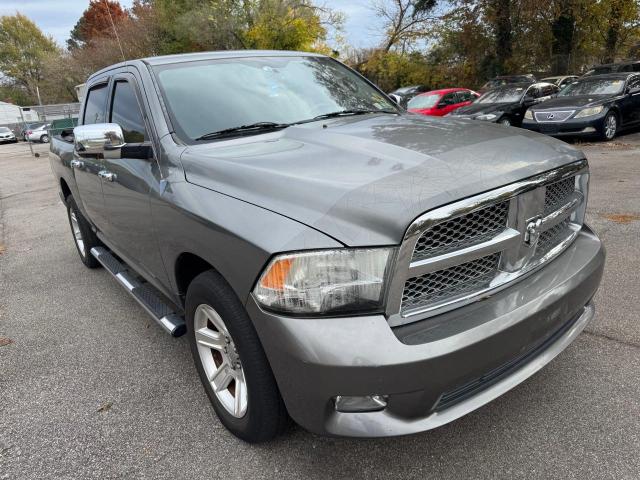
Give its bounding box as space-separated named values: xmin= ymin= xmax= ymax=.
xmin=195 ymin=122 xmax=290 ymax=141
xmin=293 ymin=109 xmax=398 ymax=125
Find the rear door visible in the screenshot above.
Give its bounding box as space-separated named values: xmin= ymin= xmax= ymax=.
xmin=99 ymin=72 xmax=165 ymax=281
xmin=73 ymin=81 xmax=109 ymax=230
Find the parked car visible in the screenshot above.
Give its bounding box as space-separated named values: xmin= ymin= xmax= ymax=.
xmin=541 ymin=75 xmax=579 ymax=89
xmin=450 ymin=82 xmax=559 ymax=126
xmin=20 ymin=122 xmax=45 ymax=141
xmin=49 ymin=51 xmax=604 ymax=443
xmin=25 ymin=123 xmax=51 ymax=143
xmin=523 ymin=73 xmax=640 ymax=140
xmin=407 ymin=88 xmax=480 ymax=116
xmin=388 ymin=85 xmax=430 ymax=106
xmin=582 ymin=60 xmax=640 ymax=76
xmin=0 ymin=126 xmax=18 ymax=144
xmin=479 ymin=74 xmax=536 ymax=93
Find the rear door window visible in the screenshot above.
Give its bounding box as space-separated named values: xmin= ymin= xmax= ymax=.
xmin=83 ymin=83 xmax=109 ymax=125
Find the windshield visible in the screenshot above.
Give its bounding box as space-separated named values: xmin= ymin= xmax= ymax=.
xmin=154 ymin=56 xmax=397 ymax=142
xmin=407 ymin=94 xmax=439 ymax=109
xmin=559 ymin=79 xmax=625 ymax=96
xmin=477 ymin=87 xmax=526 ymax=104
xmin=0 ymin=127 xmax=10 ymax=133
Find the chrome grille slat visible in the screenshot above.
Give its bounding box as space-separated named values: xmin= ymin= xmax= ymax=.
xmin=386 ymin=160 xmax=589 ymax=326
xmin=402 ymin=253 xmax=501 ymax=313
xmin=412 ymin=201 xmax=509 ymax=261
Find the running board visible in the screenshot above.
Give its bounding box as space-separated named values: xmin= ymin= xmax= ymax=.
xmin=90 ymin=247 xmax=186 ymax=337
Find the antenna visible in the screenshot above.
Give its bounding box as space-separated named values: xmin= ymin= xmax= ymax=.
xmin=104 ymin=0 xmax=126 ymax=62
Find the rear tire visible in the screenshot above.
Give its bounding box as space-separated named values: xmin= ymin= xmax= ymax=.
xmin=186 ymin=270 xmax=288 ymax=443
xmin=66 ymin=195 xmax=101 ymax=268
xmin=498 ymin=117 xmax=512 ymax=126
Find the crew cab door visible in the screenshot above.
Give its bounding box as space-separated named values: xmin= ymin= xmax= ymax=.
xmin=621 ymin=75 xmax=640 ymax=126
xmin=73 ymin=82 xmax=109 ymax=230
xmin=99 ymin=73 xmax=165 ymax=282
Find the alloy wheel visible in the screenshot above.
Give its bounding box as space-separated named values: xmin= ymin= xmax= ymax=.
xmin=604 ymin=114 xmax=617 ymax=140
xmin=69 ymin=210 xmax=86 ymax=257
xmin=194 ymin=303 xmax=248 ymax=418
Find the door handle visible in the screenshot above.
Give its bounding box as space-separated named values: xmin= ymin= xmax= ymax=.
xmin=98 ymin=170 xmax=117 ymax=182
xmin=70 ymin=159 xmax=84 ymax=169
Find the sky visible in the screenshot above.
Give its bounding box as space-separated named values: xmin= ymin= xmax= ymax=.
xmin=0 ymin=0 xmax=383 ymax=50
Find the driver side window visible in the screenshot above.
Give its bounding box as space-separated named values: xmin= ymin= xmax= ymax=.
xmin=440 ymin=93 xmax=456 ymax=106
xmin=110 ymin=80 xmax=148 ymax=143
xmin=627 ymin=76 xmax=640 ymax=91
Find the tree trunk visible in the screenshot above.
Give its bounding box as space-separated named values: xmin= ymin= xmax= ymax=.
xmin=491 ymin=0 xmax=513 ymax=75
xmin=551 ymin=2 xmax=575 ymax=75
xmin=603 ymin=1 xmax=623 ymax=63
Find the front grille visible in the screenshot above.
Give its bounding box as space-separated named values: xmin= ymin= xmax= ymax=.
xmin=402 ymin=253 xmax=500 ymax=312
xmin=544 ymin=177 xmax=576 ymax=214
xmin=534 ymin=110 xmax=575 ymax=123
xmin=391 ymin=161 xmax=588 ymax=322
xmin=534 ymin=219 xmax=572 ymax=260
xmin=412 ymin=202 xmax=508 ymax=261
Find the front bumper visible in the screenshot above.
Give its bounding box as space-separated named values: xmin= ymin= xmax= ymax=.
xmin=523 ymin=113 xmax=606 ymax=137
xmin=248 ymin=225 xmax=604 ymax=437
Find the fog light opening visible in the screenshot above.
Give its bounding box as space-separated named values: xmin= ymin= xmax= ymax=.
xmin=334 ymin=395 xmax=388 ymax=413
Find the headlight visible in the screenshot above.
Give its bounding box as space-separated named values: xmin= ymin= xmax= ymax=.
xmin=254 ymin=248 xmax=395 ymax=315
xmin=476 ymin=113 xmax=498 ymax=121
xmin=524 ymin=109 xmax=533 ymax=120
xmin=574 ymin=106 xmax=604 ymax=118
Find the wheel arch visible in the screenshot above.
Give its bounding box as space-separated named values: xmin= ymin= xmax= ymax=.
xmin=174 ymin=252 xmax=220 ymax=302
xmin=60 ymin=177 xmax=72 ymax=200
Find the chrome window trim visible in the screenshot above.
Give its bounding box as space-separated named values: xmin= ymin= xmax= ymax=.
xmin=386 ymin=159 xmax=588 ymax=327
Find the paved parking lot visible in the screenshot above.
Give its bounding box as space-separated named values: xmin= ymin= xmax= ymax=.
xmin=1 ymin=134 xmax=639 ymax=480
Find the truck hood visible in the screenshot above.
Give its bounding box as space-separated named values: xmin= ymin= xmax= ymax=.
xmin=181 ymin=114 xmax=584 ymax=246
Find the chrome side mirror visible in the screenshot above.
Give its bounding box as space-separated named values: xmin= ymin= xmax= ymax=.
xmin=74 ymin=123 xmax=125 ymax=158
xmin=388 ymin=94 xmax=402 ymax=105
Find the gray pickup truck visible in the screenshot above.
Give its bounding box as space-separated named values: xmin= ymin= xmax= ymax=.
xmin=49 ymin=51 xmax=604 ymax=442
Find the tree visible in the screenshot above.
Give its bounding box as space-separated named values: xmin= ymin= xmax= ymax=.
xmin=68 ymin=0 xmax=129 ymax=49
xmin=0 ymin=13 xmax=58 ymax=103
xmin=373 ymin=0 xmax=438 ymax=52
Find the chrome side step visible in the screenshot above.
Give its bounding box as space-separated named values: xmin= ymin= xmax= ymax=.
xmin=90 ymin=247 xmax=186 ymax=337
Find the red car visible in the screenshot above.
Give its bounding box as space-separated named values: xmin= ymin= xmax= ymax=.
xmin=407 ymin=88 xmax=480 ymax=116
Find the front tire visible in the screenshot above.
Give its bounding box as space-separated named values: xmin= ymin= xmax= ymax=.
xmin=600 ymin=112 xmax=618 ymax=141
xmin=40 ymin=134 xmax=49 ymax=143
xmin=186 ymin=270 xmax=288 ymax=442
xmin=498 ymin=117 xmax=512 ymax=126
xmin=66 ymin=195 xmax=101 ymax=268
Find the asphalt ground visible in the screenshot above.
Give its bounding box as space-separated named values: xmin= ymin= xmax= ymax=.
xmin=1 ymin=133 xmax=639 ymax=480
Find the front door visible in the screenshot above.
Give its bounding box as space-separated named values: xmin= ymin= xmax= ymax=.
xmin=99 ymin=74 xmax=166 ymax=284
xmin=73 ymin=82 xmax=109 ymax=231
xmin=621 ymin=75 xmax=640 ymax=126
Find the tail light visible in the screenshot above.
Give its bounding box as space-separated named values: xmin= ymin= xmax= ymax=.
xmin=27 ymin=130 xmax=32 ymax=134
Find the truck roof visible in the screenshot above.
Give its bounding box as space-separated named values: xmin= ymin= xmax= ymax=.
xmin=88 ymin=50 xmax=326 ymax=80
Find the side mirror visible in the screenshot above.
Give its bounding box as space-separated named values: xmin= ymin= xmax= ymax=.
xmin=74 ymin=123 xmax=125 ymax=158
xmin=388 ymin=94 xmax=402 ymax=105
